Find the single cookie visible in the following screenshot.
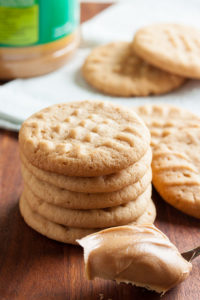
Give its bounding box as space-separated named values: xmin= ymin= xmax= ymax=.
xmin=152 ymin=128 xmax=200 ymax=218
xmin=133 ymin=24 xmax=200 ymax=78
xmin=134 ymin=104 xmax=200 ymax=146
xmin=26 ymin=185 xmax=152 ymax=228
xmin=22 ymin=164 xmax=152 ymax=209
xmin=19 ymin=193 xmax=156 ymax=245
xmin=82 ymin=42 xmax=185 ymax=97
xmin=19 ymin=101 xmax=150 ymax=176
xmin=20 ymin=147 xmax=152 ymax=193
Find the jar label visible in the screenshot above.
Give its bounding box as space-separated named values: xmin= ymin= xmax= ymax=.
xmin=0 ymin=0 xmax=79 ymax=47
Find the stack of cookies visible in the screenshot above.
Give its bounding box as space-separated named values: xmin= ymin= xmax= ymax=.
xmin=82 ymin=24 xmax=200 ymax=97
xmin=19 ymin=100 xmax=156 ymax=245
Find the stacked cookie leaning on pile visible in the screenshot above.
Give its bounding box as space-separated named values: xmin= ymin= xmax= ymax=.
xmin=19 ymin=101 xmax=155 ymax=245
xmin=134 ymin=104 xmax=200 ymax=219
xmin=82 ymin=24 xmax=200 ymax=96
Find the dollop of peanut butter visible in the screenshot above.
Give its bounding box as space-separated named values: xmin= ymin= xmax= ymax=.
xmin=77 ymin=224 xmax=192 ymax=294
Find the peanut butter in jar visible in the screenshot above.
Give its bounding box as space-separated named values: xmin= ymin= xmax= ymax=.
xmin=0 ymin=0 xmax=80 ymax=79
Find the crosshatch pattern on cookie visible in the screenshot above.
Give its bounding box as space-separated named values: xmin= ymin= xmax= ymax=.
xmin=152 ymin=128 xmax=200 ymax=219
xmin=133 ymin=24 xmax=200 ymax=78
xmin=134 ymin=104 xmax=200 ymax=146
xmin=19 ymin=101 xmax=150 ymax=176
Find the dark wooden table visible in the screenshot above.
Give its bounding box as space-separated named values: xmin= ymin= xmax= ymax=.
xmin=0 ymin=3 xmax=200 ymax=300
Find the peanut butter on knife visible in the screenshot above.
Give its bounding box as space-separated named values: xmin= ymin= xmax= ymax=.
xmin=77 ymin=224 xmax=192 ymax=294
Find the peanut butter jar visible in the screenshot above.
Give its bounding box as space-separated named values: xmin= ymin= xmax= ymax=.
xmin=0 ymin=0 xmax=80 ymax=79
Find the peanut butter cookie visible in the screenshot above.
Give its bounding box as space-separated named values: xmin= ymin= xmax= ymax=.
xmin=19 ymin=100 xmax=150 ymax=176
xmin=25 ymin=185 xmax=152 ymax=228
xmin=134 ymin=104 xmax=200 ymax=146
xmin=152 ymin=128 xmax=200 ymax=218
xmin=82 ymin=42 xmax=185 ymax=96
xmin=20 ymin=193 xmax=156 ymax=245
xmin=133 ymin=24 xmax=200 ymax=78
xmin=20 ymin=147 xmax=152 ymax=193
xmin=22 ymin=165 xmax=152 ymax=209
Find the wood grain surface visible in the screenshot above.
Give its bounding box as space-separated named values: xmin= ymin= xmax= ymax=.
xmin=0 ymin=3 xmax=200 ymax=300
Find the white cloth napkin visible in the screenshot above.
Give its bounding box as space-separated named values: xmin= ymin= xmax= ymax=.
xmin=1 ymin=0 xmax=200 ymax=131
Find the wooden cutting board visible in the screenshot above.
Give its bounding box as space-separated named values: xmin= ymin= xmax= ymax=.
xmin=1 ymin=128 xmax=200 ymax=300
xmin=0 ymin=4 xmax=200 ymax=300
